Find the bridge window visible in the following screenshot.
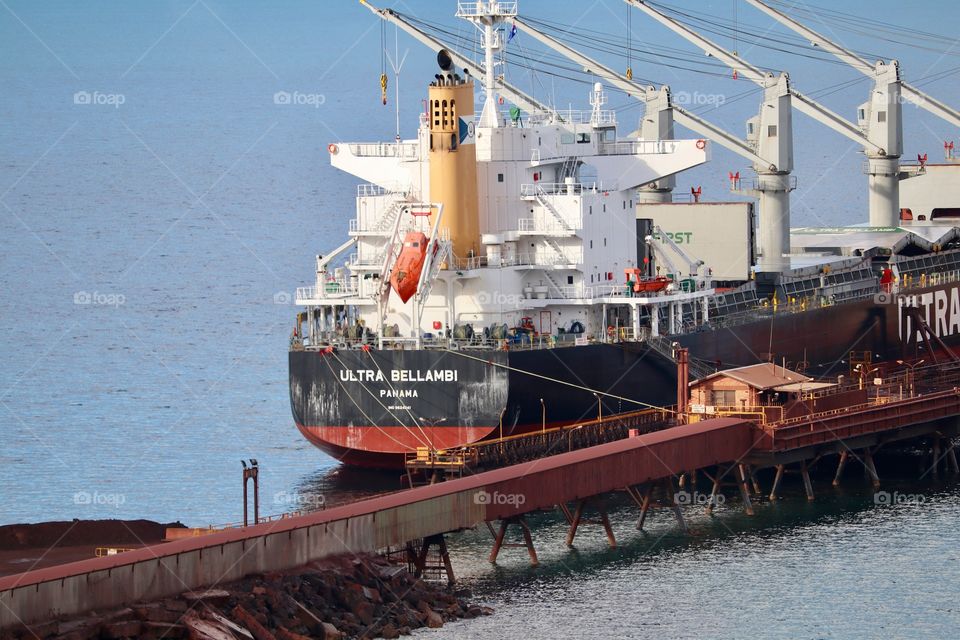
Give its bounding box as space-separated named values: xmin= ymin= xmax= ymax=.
xmin=767 ymin=125 xmax=778 ymax=137
xmin=711 ymin=390 xmax=736 ymax=406
xmin=576 ymin=132 xmax=591 ymax=143
xmin=567 ymin=275 xmax=574 ymax=284
xmin=877 ymin=110 xmax=887 ymax=123
xmin=932 ymin=208 xmax=960 ymax=219
xmin=561 ymin=133 xmax=575 ymax=144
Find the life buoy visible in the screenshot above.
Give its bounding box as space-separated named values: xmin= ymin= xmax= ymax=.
xmin=607 ymin=326 xmax=615 ymax=337
xmin=695 ymin=139 xmax=706 ymax=150
xmin=328 ymin=143 xmax=339 ymax=154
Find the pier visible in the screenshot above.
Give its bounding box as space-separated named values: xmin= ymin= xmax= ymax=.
xmin=3 ymin=364 xmax=960 ymax=632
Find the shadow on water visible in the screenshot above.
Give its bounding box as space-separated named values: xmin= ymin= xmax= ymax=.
xmin=440 ymin=450 xmax=960 ymax=596
xmin=293 ymin=465 xmax=402 ymax=511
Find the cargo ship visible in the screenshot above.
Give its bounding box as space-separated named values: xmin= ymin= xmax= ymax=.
xmin=289 ymin=1 xmax=960 ymax=467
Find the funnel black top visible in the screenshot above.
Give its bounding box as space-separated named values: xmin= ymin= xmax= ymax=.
xmin=437 ymin=49 xmax=453 ymax=71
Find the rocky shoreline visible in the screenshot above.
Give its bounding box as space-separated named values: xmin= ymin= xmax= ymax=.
xmin=4 ymin=554 xmax=489 ymax=640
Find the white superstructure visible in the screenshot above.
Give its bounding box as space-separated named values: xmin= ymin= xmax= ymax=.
xmin=291 ymin=1 xmax=717 ymax=351
xmin=298 ymin=74 xmax=711 ymax=347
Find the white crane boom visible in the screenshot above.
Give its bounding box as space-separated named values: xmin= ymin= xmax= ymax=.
xmin=358 ymin=0 xmax=549 ymax=116
xmin=745 ymin=0 xmax=960 ymax=129
xmin=510 ymin=15 xmax=775 ymax=169
xmin=626 ymin=0 xmax=885 ymax=154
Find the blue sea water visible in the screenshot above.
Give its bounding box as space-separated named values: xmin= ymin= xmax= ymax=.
xmin=3 ymin=1 xmax=960 ymax=637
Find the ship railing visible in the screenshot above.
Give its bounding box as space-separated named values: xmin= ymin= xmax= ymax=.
xmin=524 ymin=109 xmax=615 ymax=126
xmin=597 ymin=140 xmax=680 ymax=156
xmin=296 ymin=281 xmax=357 ymax=303
xmin=899 ymin=268 xmax=960 ymax=290
xmin=517 ymin=217 xmax=573 ymax=234
xmin=456 ymin=1 xmax=517 ymax=18
xmin=463 ymin=251 xmax=580 ymax=270
xmin=520 ymin=182 xmax=609 ymax=197
xmin=347 ymin=142 xmax=419 ymax=159
xmin=731 ymin=175 xmax=799 ymax=192
xmin=349 ymin=250 xmax=386 ymax=267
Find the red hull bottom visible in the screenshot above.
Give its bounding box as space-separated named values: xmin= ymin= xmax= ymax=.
xmin=296 ymin=423 xmax=497 ymax=469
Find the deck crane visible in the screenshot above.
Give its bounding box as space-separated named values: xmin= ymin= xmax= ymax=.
xmin=745 ymin=0 xmax=960 ymax=130
xmin=625 ymin=0 xmax=902 ymax=229
xmin=358 ymin=0 xmax=550 ymax=117
xmin=647 ymin=225 xmax=706 ymax=282
xmin=511 ymin=16 xmax=794 ymax=274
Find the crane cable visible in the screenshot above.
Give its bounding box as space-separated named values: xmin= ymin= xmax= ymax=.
xmin=380 ymin=19 xmax=388 ymax=105
xmin=361 ymin=348 xmax=435 ymax=446
xmin=443 ymin=348 xmax=678 ymax=414
xmin=315 ymin=351 xmax=423 ymax=451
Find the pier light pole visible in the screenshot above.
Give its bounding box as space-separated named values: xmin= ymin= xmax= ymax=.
xmin=568 ymin=425 xmax=584 ymax=452
xmin=498 ymin=407 xmax=507 ymax=447
xmin=540 ymin=398 xmax=546 ymax=435
xmin=854 ymin=364 xmax=879 ymax=391
xmin=896 ymin=359 xmax=924 ymax=397
xmin=241 ymin=459 xmax=259 ymax=527
xmin=419 ymin=417 xmax=446 ymax=455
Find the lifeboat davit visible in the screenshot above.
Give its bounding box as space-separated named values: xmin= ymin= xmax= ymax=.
xmin=390 ymin=231 xmax=429 ymax=303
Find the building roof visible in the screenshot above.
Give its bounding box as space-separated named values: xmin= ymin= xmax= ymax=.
xmin=772 ymin=381 xmax=836 ymax=393
xmin=693 ymin=362 xmax=812 ymax=391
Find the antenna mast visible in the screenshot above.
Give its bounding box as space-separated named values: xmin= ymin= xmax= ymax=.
xmin=456 ymin=1 xmax=518 ymax=128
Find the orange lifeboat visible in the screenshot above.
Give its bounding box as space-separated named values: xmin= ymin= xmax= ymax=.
xmin=390 ymin=232 xmax=428 ymax=303
xmin=634 ymin=276 xmax=672 ymax=293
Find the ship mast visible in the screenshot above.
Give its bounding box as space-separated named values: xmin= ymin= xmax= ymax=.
xmin=359 ymin=0 xmax=548 ymax=116
xmin=455 ymin=1 xmax=518 ymax=128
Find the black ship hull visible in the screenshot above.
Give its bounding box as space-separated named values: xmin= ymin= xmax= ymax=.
xmin=290 ymin=282 xmax=960 ymax=467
